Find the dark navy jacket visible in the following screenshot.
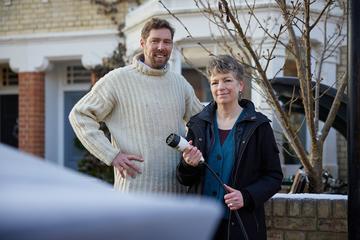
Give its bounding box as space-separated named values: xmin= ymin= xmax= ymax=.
xmin=176 ymin=99 xmax=283 ymax=240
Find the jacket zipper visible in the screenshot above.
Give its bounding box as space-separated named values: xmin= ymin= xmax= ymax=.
xmin=231 ymin=123 xmax=260 ymax=186
xmin=225 ymin=124 xmax=258 ymax=240
xmin=227 ymin=211 xmax=231 ymax=240
xmin=253 ymin=212 xmax=259 ymax=233
xmin=206 ymin=122 xmax=215 ymax=158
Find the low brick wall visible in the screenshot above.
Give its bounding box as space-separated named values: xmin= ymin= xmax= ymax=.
xmin=265 ymin=194 xmax=348 ymax=240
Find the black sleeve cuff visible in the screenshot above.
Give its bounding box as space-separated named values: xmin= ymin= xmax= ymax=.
xmin=178 ymin=159 xmax=201 ymax=173
xmin=241 ymin=189 xmax=254 ymax=210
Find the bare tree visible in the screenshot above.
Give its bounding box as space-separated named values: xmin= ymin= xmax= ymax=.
xmin=160 ymin=0 xmax=347 ymax=193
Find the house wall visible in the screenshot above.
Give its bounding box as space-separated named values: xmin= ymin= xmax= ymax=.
xmin=0 ymin=0 xmax=128 ymax=36
xmin=0 ymin=0 xmax=130 ymax=161
xmin=266 ymin=195 xmax=348 ymax=239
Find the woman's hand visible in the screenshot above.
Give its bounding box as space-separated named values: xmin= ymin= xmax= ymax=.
xmin=224 ymin=184 xmax=244 ymax=210
xmin=182 ymin=140 xmax=203 ymax=167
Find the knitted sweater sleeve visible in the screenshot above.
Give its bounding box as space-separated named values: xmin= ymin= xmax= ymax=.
xmin=183 ymin=78 xmax=204 ymax=122
xmin=68 ymin=74 xmax=119 ymax=166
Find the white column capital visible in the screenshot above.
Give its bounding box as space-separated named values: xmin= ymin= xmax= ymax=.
xmin=10 ymin=55 xmax=50 ymax=73
xmin=81 ymin=53 xmax=104 ymax=70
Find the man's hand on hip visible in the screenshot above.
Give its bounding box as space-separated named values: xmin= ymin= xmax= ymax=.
xmin=112 ymin=153 xmax=144 ymax=178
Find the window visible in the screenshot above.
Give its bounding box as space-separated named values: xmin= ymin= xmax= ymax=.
xmin=1 ymin=66 xmax=18 ymax=86
xmin=66 ymin=65 xmax=91 ymax=84
xmin=182 ymin=68 xmax=212 ymax=102
xmin=282 ymin=54 xmax=306 ymax=165
xmin=283 ymin=113 xmax=307 ymax=164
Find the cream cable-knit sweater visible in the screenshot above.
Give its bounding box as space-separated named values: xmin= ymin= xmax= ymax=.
xmin=69 ymin=55 xmax=203 ymax=193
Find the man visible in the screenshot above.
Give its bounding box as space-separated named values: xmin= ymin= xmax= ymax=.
xmin=69 ymin=18 xmax=203 ymax=193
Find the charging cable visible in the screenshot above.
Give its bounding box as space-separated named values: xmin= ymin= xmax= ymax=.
xmin=166 ymin=133 xmax=249 ymax=240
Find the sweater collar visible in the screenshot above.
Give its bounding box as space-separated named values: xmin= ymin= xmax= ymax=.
xmin=132 ymin=53 xmax=169 ymax=76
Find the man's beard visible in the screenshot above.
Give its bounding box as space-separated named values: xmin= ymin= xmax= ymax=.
xmin=150 ymin=51 xmax=170 ymax=69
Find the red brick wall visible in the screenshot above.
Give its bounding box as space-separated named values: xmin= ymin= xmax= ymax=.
xmin=18 ymin=72 xmax=45 ymax=157
xmin=90 ymin=71 xmax=98 ymax=86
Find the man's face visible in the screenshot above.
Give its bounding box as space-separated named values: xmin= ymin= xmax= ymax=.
xmin=140 ymin=28 xmax=173 ymax=69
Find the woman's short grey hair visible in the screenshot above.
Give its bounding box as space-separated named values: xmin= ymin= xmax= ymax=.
xmin=207 ymin=55 xmax=244 ymax=81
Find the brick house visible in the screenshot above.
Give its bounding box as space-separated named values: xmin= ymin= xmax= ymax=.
xmin=0 ymin=0 xmax=132 ymax=168
xmin=0 ymin=0 xmax=347 ymax=183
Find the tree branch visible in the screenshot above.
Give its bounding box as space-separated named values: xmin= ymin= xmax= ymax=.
xmin=320 ymin=71 xmax=347 ymax=143
xmin=309 ymin=0 xmax=333 ymax=31
xmin=159 ymin=0 xmax=214 ymax=57
xmin=221 ymin=0 xmax=311 ymax=171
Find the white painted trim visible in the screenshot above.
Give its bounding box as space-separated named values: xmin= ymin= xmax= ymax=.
xmin=46 ymin=60 xmax=92 ymax=166
xmin=57 ymin=61 xmax=91 ymax=167
xmin=45 ymin=65 xmax=59 ymax=164
xmin=0 ymin=30 xmax=119 ymax=72
xmin=58 ymin=80 xmax=65 ymax=167
xmin=0 ymin=86 xmax=18 ymax=95
xmin=0 ymin=29 xmax=118 ymax=43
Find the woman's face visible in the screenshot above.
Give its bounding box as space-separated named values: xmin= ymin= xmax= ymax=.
xmin=209 ymin=71 xmax=244 ymax=106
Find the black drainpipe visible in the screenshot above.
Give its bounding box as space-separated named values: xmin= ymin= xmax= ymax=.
xmin=348 ymin=0 xmax=360 ymax=238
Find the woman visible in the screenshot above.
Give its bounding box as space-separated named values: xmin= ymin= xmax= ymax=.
xmin=176 ymin=55 xmax=283 ymax=240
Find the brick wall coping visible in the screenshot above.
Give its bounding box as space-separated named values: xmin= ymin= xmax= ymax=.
xmin=273 ymin=193 xmax=348 ymax=200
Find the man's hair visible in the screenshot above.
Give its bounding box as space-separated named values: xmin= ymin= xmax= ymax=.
xmin=207 ymin=55 xmax=244 ymax=81
xmin=141 ymin=18 xmax=175 ymax=40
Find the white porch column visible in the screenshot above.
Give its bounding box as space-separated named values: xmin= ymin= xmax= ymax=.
xmin=250 ymin=43 xmax=286 ymax=121
xmin=320 ymin=55 xmax=339 ymax=178
xmin=249 ymin=43 xmax=286 ymax=171
xmin=7 ymin=53 xmax=49 ymax=158
xmin=169 ymin=46 xmax=182 ymax=74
